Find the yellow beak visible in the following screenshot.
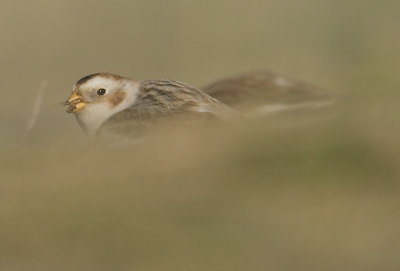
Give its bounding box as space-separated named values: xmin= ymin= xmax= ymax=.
xmin=67 ymin=92 xmax=86 ymax=113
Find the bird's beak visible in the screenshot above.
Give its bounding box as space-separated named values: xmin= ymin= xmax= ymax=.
xmin=66 ymin=92 xmax=86 ymax=113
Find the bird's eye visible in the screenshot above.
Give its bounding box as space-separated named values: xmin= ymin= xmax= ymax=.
xmin=97 ymin=88 xmax=106 ymax=95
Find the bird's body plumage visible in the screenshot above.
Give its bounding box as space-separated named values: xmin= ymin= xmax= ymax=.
xmin=65 ymin=73 xmax=237 ymax=137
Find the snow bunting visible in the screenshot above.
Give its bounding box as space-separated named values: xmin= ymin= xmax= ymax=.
xmin=64 ymin=73 xmax=236 ymax=136
xmin=65 ymin=71 xmax=334 ymax=137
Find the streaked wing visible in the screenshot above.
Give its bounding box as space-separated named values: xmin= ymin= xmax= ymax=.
xmin=99 ymin=80 xmax=236 ymax=136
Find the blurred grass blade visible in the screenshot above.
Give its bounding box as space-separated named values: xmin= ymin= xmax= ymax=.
xmin=23 ymin=80 xmax=48 ymax=139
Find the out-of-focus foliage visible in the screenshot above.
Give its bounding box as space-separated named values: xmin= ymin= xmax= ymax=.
xmin=1 ymin=0 xmax=399 ymax=270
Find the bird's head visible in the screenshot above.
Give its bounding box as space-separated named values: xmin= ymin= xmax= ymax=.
xmin=65 ymin=73 xmax=140 ymax=135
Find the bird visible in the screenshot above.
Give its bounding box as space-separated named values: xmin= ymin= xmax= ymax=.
xmin=64 ymin=73 xmax=237 ymax=137
xmin=64 ymin=71 xmax=334 ymax=138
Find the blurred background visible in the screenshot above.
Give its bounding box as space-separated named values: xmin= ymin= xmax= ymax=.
xmin=1 ymin=0 xmax=400 ymax=270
